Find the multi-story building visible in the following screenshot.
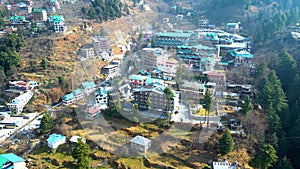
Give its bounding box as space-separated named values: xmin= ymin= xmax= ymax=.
xmin=79 ymin=45 xmax=95 ymax=60
xmin=132 ymin=86 xmax=179 ymax=113
xmin=155 ymin=30 xmax=193 ymax=48
xmin=140 ymin=48 xmax=171 ymax=70
xmin=31 ymin=8 xmax=48 ymax=21
xmin=179 ymin=81 xmax=206 ymax=102
xmin=92 ymin=36 xmax=110 ymax=55
xmin=7 ymin=91 xmax=34 ymax=115
xmin=177 ymin=44 xmax=216 ymax=65
xmin=101 ymin=64 xmax=120 ymax=79
xmin=95 ymin=87 xmax=108 ymax=106
xmin=128 ymin=74 xmax=149 ymax=88
xmin=9 ymin=15 xmax=27 ymax=25
xmin=48 ymin=15 xmax=67 ymax=33
xmin=200 ymin=57 xmax=215 ymax=72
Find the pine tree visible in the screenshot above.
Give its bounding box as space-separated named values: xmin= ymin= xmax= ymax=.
xmin=276 ymin=48 xmax=297 ymax=93
xmin=249 ymin=144 xmax=278 ymax=169
xmin=274 ymin=156 xmax=293 ymax=169
xmin=40 ymin=111 xmax=53 ymax=133
xmin=240 ymin=96 xmax=253 ymax=114
xmin=218 ymin=129 xmax=234 ymax=155
xmin=41 ymin=58 xmax=48 ymax=70
xmin=72 ymin=138 xmax=90 ymax=169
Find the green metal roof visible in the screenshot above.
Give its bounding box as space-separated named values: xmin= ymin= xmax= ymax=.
xmin=0 ymin=156 xmax=9 ymax=167
xmin=48 ymin=15 xmax=63 ymax=22
xmin=72 ymin=88 xmax=83 ymax=95
xmin=9 ymin=15 xmax=25 ymax=21
xmin=62 ymin=93 xmax=74 ymax=101
xmin=82 ymin=81 xmax=96 ymax=90
xmin=32 ymin=8 xmax=46 ymax=13
xmin=157 ymin=32 xmax=193 ymax=38
xmin=0 ymin=153 xmax=25 ymax=163
xmin=230 ymin=50 xmax=253 ymax=58
xmin=129 ymin=74 xmax=148 ymax=81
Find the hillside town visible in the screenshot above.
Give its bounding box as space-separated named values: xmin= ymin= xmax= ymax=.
xmin=2 ymin=0 xmax=297 ymax=168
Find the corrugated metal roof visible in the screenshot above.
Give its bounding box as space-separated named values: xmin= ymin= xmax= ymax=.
xmin=0 ymin=153 xmax=25 ymax=163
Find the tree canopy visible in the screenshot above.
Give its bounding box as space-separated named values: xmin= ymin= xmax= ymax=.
xmin=40 ymin=111 xmax=53 ymax=133
xmin=72 ymin=138 xmax=90 ymax=169
xmin=218 ymin=129 xmax=234 ymax=155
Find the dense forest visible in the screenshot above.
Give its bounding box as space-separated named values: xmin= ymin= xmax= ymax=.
xmin=81 ymin=0 xmax=131 ymax=22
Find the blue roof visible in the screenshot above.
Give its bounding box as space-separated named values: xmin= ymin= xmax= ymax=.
xmin=200 ymin=57 xmax=215 ymax=63
xmin=0 ymin=153 xmax=25 ymax=163
xmin=73 ymin=88 xmax=83 ymax=95
xmin=130 ymin=135 xmax=151 ymax=146
xmin=95 ymin=88 xmax=108 ymax=95
xmin=145 ymin=78 xmax=163 ymax=85
xmin=227 ymin=22 xmax=238 ymax=26
xmin=230 ymin=50 xmax=253 ymax=59
xmin=47 ymin=134 xmax=66 ymax=144
xmin=82 ymin=81 xmax=96 ymax=90
xmin=129 ymin=74 xmax=148 ymax=81
xmin=62 ymin=93 xmax=74 ymax=101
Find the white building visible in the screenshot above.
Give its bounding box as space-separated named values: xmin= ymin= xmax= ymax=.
xmin=95 ymin=88 xmax=108 ymax=106
xmin=130 ymin=135 xmax=152 ymax=152
xmin=7 ymin=91 xmax=34 ymax=115
xmin=79 ymin=46 xmax=95 ymax=60
xmin=47 ymin=134 xmax=66 ymax=149
xmin=101 ymin=64 xmax=120 ymax=79
xmin=212 ymin=159 xmax=238 ymax=169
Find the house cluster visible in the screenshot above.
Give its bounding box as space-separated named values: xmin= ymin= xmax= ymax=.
xmin=46 ymin=133 xmax=85 ymax=149
xmin=0 ymin=80 xmax=39 ymax=115
xmin=153 ymin=26 xmax=252 ymax=72
xmin=62 ymin=81 xmax=96 ymax=106
xmin=3 ymin=0 xmax=67 ymax=33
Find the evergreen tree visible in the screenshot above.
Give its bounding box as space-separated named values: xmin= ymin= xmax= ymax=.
xmin=72 ymin=138 xmax=90 ymax=169
xmin=218 ymin=129 xmax=234 ymax=155
xmin=249 ymin=144 xmax=278 ymax=169
xmin=240 ymin=96 xmax=253 ymax=114
xmin=41 ymin=58 xmax=48 ymax=70
xmin=276 ymin=48 xmax=297 ymax=93
xmin=40 ymin=111 xmax=53 ymax=133
xmin=163 ymin=87 xmax=174 ymax=122
xmin=29 ymin=61 xmax=35 ymax=71
xmin=274 ymin=156 xmax=293 ymax=169
xmin=202 ymin=90 xmax=213 ymax=127
xmin=0 ymin=68 xmax=5 ymax=95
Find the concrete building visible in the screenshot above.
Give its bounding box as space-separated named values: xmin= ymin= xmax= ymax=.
xmin=132 ymin=86 xmax=179 ymax=113
xmin=7 ymin=91 xmax=34 ymax=115
xmin=79 ymin=45 xmax=96 ymax=60
xmin=48 ymin=15 xmax=67 ymax=33
xmin=92 ymin=36 xmax=110 ymax=55
xmin=95 ymin=88 xmax=108 ymax=106
xmin=130 ymin=135 xmax=151 ymax=152
xmin=31 ymin=8 xmax=48 ymax=21
xmin=179 ymin=81 xmax=206 ymax=102
xmin=155 ymin=30 xmax=193 ymax=48
xmin=101 ymin=64 xmax=120 ymax=79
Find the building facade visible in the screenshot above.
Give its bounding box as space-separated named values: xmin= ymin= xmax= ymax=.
xmin=32 ymin=8 xmax=48 ymax=21
xmin=130 ymin=135 xmax=152 ymax=152
xmin=101 ymin=64 xmax=120 ymax=79
xmin=7 ymin=91 xmax=34 ymax=115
